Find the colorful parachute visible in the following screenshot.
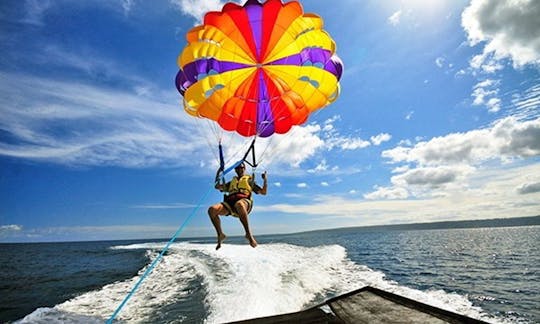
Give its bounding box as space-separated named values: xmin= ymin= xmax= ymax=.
xmin=176 ymin=0 xmax=343 ymax=138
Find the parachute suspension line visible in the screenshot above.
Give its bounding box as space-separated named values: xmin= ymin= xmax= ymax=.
xmin=207 ymin=119 xmax=225 ymax=161
xmin=216 ymin=139 xmax=249 ymax=184
xmin=190 ymin=114 xmax=222 ymax=167
xmin=216 ymin=137 xmax=255 ymax=182
xmin=256 ymin=127 xmax=297 ymax=166
xmin=218 ymin=141 xmax=225 ymax=172
xmin=219 ymin=133 xmax=254 ymax=168
xmin=255 ymin=138 xmax=272 ymax=166
xmin=204 ymin=113 xmax=222 ymax=142
xmin=107 ymin=162 xmax=240 ymax=323
xmin=241 ymin=136 xmax=258 ymax=168
xmin=257 ymin=136 xmax=279 ymax=165
xmin=216 ymin=141 xmax=226 ymax=184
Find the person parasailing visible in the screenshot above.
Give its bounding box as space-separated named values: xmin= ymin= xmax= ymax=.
xmin=208 ymin=161 xmax=267 ymax=250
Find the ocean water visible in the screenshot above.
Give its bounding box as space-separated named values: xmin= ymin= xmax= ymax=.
xmin=1 ymin=226 xmax=538 ymax=323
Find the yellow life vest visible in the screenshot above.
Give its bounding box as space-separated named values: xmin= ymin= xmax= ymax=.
xmin=227 ymin=175 xmax=253 ymax=196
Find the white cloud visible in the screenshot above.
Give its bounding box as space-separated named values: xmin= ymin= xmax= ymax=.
xmin=370 ymin=133 xmax=392 ymax=146
xmin=382 ymin=117 xmax=540 ymax=166
xmin=392 ymin=165 xmax=409 ymax=174
xmin=0 ymin=71 xmax=207 ymax=169
xmin=170 ymin=0 xmax=227 ymax=23
xmin=462 ymin=0 xmax=540 ymax=69
xmin=398 ymin=139 xmax=412 ymax=146
xmin=263 ymin=116 xmax=373 ymax=167
xmin=328 ymin=136 xmax=370 ymax=150
xmin=405 ymin=111 xmax=414 ymax=120
xmin=0 ymin=225 xmax=24 ymax=240
xmin=273 ymin=182 xmax=281 ymax=187
xmin=391 ymin=165 xmax=475 ymax=188
xmin=324 ymin=115 xmax=341 ymax=125
xmin=510 ymin=82 xmax=540 ymax=120
xmin=517 ymin=181 xmax=540 ymax=194
xmin=308 ymin=159 xmax=329 ymax=173
xmin=372 ymin=117 xmax=540 ymax=201
xmin=257 ymin=124 xmax=325 ymax=168
xmin=321 ymin=182 xmax=329 ymax=187
xmin=263 ymin=164 xmax=540 ymax=227
xmin=366 ymin=165 xmax=475 ymax=200
xmin=364 ymin=186 xmax=409 ymax=200
xmin=297 ymin=183 xmax=308 ymax=188
xmin=0 ymin=224 xmax=23 ymax=232
xmin=388 ymin=10 xmax=402 ymax=26
xmin=340 ymin=138 xmax=371 ymax=150
xmin=435 ymin=57 xmax=445 ymax=68
xmin=472 ymin=79 xmax=501 ymax=112
xmin=469 ymin=52 xmax=504 ymax=73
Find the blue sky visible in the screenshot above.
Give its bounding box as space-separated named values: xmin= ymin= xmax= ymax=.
xmin=1 ymin=0 xmax=539 ymax=242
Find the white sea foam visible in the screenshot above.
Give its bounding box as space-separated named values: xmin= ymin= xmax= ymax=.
xmin=17 ymin=241 xmax=506 ymax=323
xmin=198 ymin=243 xmax=365 ymax=322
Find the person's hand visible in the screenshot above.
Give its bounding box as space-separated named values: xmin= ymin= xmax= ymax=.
xmin=261 ymin=171 xmax=267 ymax=181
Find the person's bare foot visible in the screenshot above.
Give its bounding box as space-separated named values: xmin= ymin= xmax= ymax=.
xmin=245 ymin=235 xmax=257 ymax=248
xmin=216 ymin=233 xmax=226 ymax=250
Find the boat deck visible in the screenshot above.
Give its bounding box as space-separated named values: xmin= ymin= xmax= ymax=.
xmin=230 ymin=286 xmax=488 ymax=324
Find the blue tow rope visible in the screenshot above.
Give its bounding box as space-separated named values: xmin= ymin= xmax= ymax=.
xmin=106 ymin=160 xmax=242 ymax=323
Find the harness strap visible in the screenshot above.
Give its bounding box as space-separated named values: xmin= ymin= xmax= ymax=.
xmin=242 ymin=137 xmax=258 ymax=168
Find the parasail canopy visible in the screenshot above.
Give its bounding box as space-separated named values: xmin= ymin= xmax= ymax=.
xmin=176 ymin=0 xmax=343 ymax=138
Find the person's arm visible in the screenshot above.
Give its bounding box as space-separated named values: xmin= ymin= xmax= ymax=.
xmin=256 ymin=172 xmax=268 ymax=195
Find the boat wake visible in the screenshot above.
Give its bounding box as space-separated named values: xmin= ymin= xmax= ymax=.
xmin=16 ymin=242 xmax=503 ymax=323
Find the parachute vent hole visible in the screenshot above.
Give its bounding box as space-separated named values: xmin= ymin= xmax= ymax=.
xmin=299 ymin=76 xmax=320 ymax=88
xmin=204 ymin=84 xmax=225 ymax=98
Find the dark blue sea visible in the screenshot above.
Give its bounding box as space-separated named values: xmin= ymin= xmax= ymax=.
xmin=1 ymin=226 xmax=539 ymax=323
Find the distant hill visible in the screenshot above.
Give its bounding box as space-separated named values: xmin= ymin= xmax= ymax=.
xmin=309 ymin=215 xmax=540 ymax=234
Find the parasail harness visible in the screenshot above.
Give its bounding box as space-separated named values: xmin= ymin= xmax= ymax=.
xmin=215 ymin=137 xmax=258 ymax=187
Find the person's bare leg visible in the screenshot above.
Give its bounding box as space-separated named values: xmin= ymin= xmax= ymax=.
xmin=235 ymin=201 xmax=257 ymax=248
xmin=208 ymin=204 xmax=227 ymax=250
